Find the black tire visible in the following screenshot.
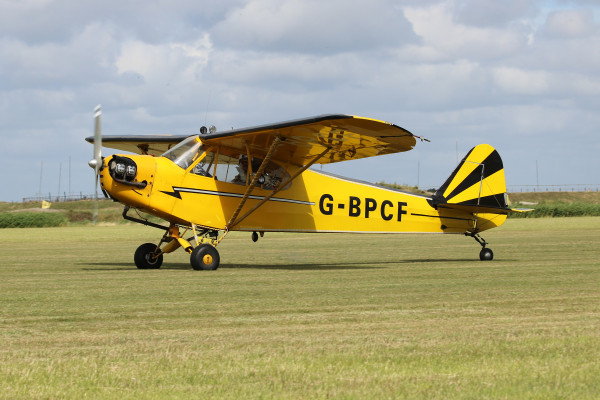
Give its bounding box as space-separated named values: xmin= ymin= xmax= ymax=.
xmin=190 ymin=244 xmax=220 ymax=271
xmin=479 ymin=248 xmax=494 ymax=261
xmin=134 ymin=243 xmax=163 ymax=269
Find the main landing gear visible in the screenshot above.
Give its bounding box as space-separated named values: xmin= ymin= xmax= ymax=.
xmin=123 ymin=206 xmax=225 ymax=271
xmin=132 ymin=222 xmax=224 ymax=271
xmin=466 ymin=231 xmax=494 ymax=261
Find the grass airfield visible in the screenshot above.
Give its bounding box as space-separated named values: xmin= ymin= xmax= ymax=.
xmin=1 ymin=217 xmax=599 ymax=399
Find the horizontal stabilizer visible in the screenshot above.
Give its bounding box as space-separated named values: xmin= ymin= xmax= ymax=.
xmin=437 ymin=203 xmax=533 ymax=215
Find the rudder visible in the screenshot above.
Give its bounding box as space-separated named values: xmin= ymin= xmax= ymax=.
xmin=432 ymin=144 xmax=508 ymax=210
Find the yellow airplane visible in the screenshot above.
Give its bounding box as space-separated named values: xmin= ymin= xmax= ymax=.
xmin=86 ymin=106 xmax=528 ymax=270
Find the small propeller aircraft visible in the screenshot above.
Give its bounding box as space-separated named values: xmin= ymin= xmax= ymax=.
xmin=86 ymin=106 xmax=529 ymax=270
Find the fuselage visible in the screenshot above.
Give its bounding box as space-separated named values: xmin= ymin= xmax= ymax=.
xmin=100 ymin=152 xmax=506 ymax=235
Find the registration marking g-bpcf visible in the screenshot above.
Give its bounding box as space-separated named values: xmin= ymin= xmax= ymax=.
xmin=319 ymin=194 xmax=407 ymax=221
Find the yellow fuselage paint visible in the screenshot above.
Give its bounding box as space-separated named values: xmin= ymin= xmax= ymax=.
xmin=101 ymin=154 xmax=506 ymax=235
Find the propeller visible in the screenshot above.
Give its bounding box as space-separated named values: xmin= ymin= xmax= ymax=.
xmin=88 ymin=105 xmax=102 ymax=224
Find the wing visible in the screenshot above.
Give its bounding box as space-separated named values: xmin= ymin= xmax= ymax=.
xmin=84 ymin=115 xmax=421 ymax=164
xmin=201 ymin=114 xmax=419 ymax=166
xmin=84 ymin=134 xmax=192 ymax=155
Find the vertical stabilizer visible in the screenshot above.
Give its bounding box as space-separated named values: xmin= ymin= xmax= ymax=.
xmin=432 ymin=144 xmax=508 ymax=209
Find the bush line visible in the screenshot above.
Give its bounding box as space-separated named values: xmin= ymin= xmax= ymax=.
xmin=0 ymin=212 xmax=69 ymax=228
xmin=509 ymin=202 xmax=600 ymax=218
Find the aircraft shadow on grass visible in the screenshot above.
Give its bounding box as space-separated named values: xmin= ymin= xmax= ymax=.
xmin=80 ymin=259 xmax=481 ymax=272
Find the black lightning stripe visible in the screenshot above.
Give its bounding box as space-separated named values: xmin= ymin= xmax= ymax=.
xmin=161 ymin=187 xmax=315 ymax=206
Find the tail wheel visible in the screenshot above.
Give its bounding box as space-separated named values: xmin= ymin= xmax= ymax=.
xmin=190 ymin=244 xmax=220 ymax=271
xmin=479 ymin=248 xmax=494 ymax=261
xmin=134 ymin=243 xmax=163 ymax=269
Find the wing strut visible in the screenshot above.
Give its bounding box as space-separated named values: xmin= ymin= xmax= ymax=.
xmin=226 ymin=136 xmax=284 ymax=230
xmin=227 ymin=146 xmax=331 ymax=231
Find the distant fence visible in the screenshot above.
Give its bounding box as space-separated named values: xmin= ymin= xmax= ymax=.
xmin=507 ymin=184 xmax=600 ymax=193
xmin=21 ymin=193 xmax=103 ymax=203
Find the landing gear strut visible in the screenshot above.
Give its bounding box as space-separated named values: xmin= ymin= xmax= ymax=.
xmin=124 ymin=206 xmax=225 ymax=270
xmin=466 ymin=231 xmax=494 ymax=261
xmin=136 ymin=225 xmax=223 ymax=270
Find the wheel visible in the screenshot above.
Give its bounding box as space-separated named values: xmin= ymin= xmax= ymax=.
xmin=134 ymin=243 xmax=163 ymax=269
xmin=190 ymin=244 xmax=220 ymax=271
xmin=479 ymin=247 xmax=494 ymax=261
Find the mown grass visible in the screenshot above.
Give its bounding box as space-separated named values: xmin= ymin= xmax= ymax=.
xmin=0 ymin=218 xmax=599 ymax=398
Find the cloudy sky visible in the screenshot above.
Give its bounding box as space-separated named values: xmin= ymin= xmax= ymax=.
xmin=1 ymin=0 xmax=599 ymax=201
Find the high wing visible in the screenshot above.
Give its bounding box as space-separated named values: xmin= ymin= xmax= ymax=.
xmin=84 ymin=134 xmax=192 ymax=155
xmin=85 ymin=114 xmax=421 ymax=165
xmin=201 ymin=114 xmax=419 ymax=166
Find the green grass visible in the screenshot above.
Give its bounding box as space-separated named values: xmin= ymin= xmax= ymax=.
xmin=0 ymin=212 xmax=68 ymax=228
xmin=509 ymin=191 xmax=600 ymax=205
xmin=0 ymin=199 xmax=125 ymax=225
xmin=508 ymin=192 xmax=600 ymax=218
xmin=509 ymin=202 xmax=600 ymax=218
xmin=1 ymin=218 xmax=599 ymax=399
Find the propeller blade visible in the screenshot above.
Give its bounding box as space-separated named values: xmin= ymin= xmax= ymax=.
xmin=93 ymin=104 xmax=102 ymax=172
xmin=91 ymin=105 xmax=102 ymax=225
xmin=93 ymin=172 xmax=99 ymax=224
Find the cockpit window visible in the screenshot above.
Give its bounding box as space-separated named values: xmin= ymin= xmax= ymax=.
xmin=161 ymin=136 xmax=203 ymax=170
xmin=188 ymin=147 xmax=291 ymax=190
xmin=228 ymin=155 xmax=289 ymax=190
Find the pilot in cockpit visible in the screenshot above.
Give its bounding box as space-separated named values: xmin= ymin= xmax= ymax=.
xmin=231 ymin=155 xmax=249 ymax=185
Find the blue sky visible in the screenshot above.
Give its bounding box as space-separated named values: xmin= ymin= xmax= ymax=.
xmin=1 ymin=0 xmax=599 ymax=201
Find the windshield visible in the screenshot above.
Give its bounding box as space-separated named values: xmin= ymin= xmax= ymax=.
xmin=161 ymin=136 xmax=203 ymax=170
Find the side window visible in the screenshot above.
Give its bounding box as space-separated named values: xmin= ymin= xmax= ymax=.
xmin=229 ymin=155 xmax=289 ymax=189
xmin=190 ymin=148 xmax=290 ymax=190
xmin=214 ymin=154 xmax=240 ymax=183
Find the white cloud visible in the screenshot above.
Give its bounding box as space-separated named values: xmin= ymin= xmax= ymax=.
xmin=491 ymin=67 xmax=551 ymax=95
xmin=212 ymin=0 xmax=417 ymax=53
xmin=116 ymin=35 xmax=212 ymax=84
xmin=491 ymin=66 xmax=600 ymax=98
xmin=453 ymin=0 xmax=539 ymax=27
xmin=543 ymin=8 xmax=598 ymax=38
xmin=404 ymin=2 xmax=530 ymax=61
xmin=0 ymin=0 xmax=239 ymax=44
xmin=0 ymin=22 xmax=120 ymax=90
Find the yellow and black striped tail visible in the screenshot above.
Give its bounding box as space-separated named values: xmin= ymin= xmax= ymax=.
xmin=432 ymin=144 xmax=509 ymax=211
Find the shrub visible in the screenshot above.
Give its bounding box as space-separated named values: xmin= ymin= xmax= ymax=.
xmin=0 ymin=212 xmax=69 ymax=228
xmin=509 ymin=202 xmax=600 ymax=218
xmin=65 ymin=210 xmax=93 ymax=223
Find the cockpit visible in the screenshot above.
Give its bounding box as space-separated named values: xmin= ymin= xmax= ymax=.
xmin=161 ymin=136 xmax=290 ymax=190
xmin=161 ymin=136 xmax=203 ymax=170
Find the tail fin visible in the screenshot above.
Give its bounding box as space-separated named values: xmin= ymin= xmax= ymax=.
xmin=432 ymin=144 xmax=510 ymax=213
